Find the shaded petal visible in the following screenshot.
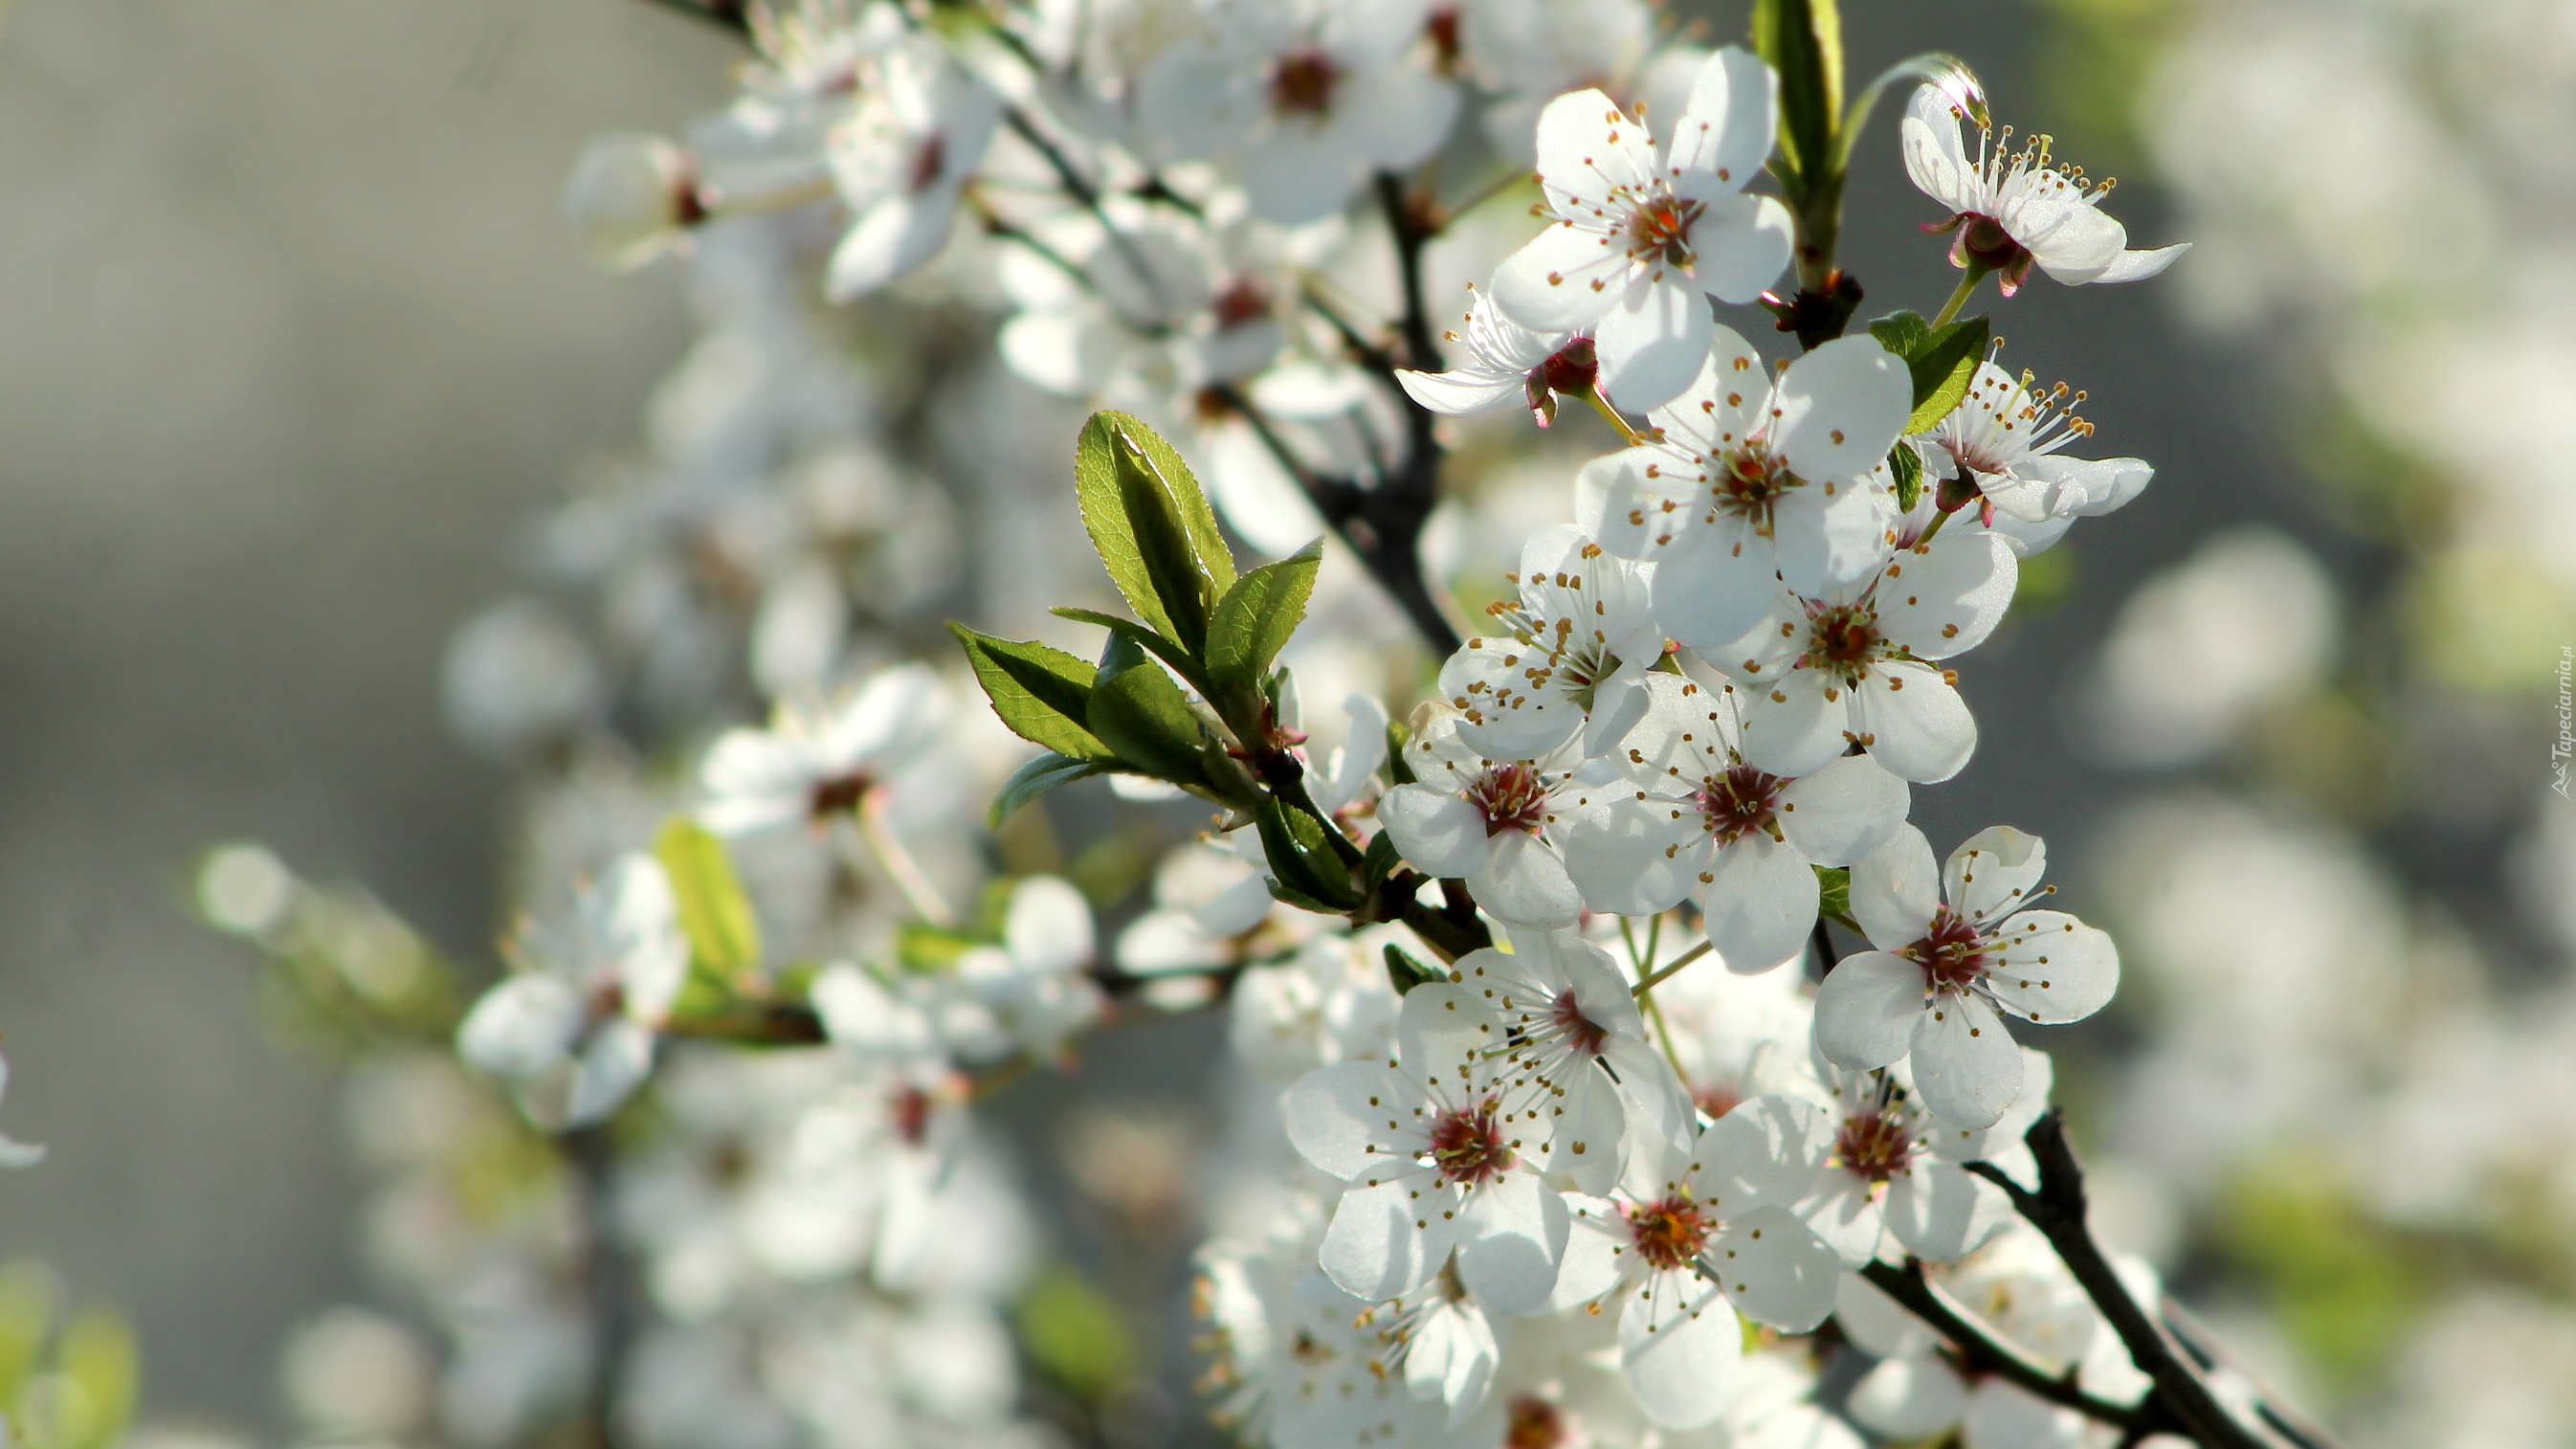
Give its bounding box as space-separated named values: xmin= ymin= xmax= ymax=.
xmin=1490 ymin=222 xmax=1629 ymax=331
xmin=1772 ymin=474 xmax=1897 ymax=596
xmin=825 ymin=190 xmax=961 ymax=301
xmin=1700 ymin=833 xmax=1821 ymax=975
xmin=1440 ymin=637 xmax=1583 ymax=761
xmin=1698 ymin=1093 xmax=1834 ymax=1211
xmin=1849 ymin=1355 xmax=1971 ymax=1440
xmin=1775 ymin=335 xmax=1911 ymax=483
xmin=1965 ymin=1380 xmax=2091 ymax=1449
xmin=1684 ymin=192 xmax=1794 ymax=304
xmin=1876 ymin=531 xmax=2017 ymax=659
xmin=1837 ymin=1270 xmax=1941 ymax=1358
xmin=1398 ymin=366 xmax=1530 ymax=416
xmin=1237 ymin=128 xmax=1366 ymax=226
xmin=1456 ymin=1170 xmax=1571 ymax=1314
xmin=568 ymin=1019 xmax=655 ymax=1126
xmin=1470 ymin=831 xmax=1583 ymax=928
xmin=1537 ymin=1063 xmax=1630 ymax=1196
xmin=1736 ymin=668 xmax=1849 ymax=779
xmin=1708 ymin=1204 xmax=1838 ymax=1331
xmin=1799 ymin=1170 xmax=1888 ymax=1269
xmin=1321 ymin=1175 xmax=1456 ymax=1302
xmin=1851 ymin=824 xmax=1941 ymax=949
xmin=1882 ymin=1157 xmax=2009 ymax=1262
xmin=1811 ymin=951 xmax=1924 ymax=1069
xmin=1650 ymin=524 xmax=1779 ymax=655
xmin=1380 ymin=784 xmax=1494 ymax=880
xmin=1559 ymin=792 xmax=1707 ymax=918
xmin=1846 ymin=660 xmax=1976 ymax=784
xmin=1283 ymin=1060 xmax=1416 ymax=1180
xmin=1405 ymin=1299 xmax=1499 ymax=1427
xmin=1621 ymin=1270 xmax=1743 ymax=1429
xmin=1777 ymin=753 xmax=1910 ymax=866
xmin=1987 ymin=911 xmax=2118 ymax=1025
xmin=1603 ymin=1034 xmax=1698 ymax=1163
xmin=1594 ymin=273 xmax=1711 ymax=413
xmin=1547 ymin=1196 xmax=1632 ymax=1310
xmin=458 ymin=976 xmax=586 ymax=1080
xmin=1663 ymin=46 xmax=1773 ymax=201
xmin=1909 ymin=992 xmax=2022 ymax=1127
xmin=2090 ymin=242 xmax=2188 ymax=285
xmin=1898 ymin=85 xmax=1979 ymax=215
xmin=1943 ymin=825 xmax=2049 ymax=925
xmin=1579 ymin=448 xmax=1669 ymax=559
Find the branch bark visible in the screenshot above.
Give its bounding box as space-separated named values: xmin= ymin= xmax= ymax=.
xmin=1857 ymin=1259 xmax=2144 ymax=1429
xmin=566 ymin=1126 xmax=633 ymax=1449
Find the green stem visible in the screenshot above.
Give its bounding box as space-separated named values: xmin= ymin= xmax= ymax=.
xmin=1631 ymin=938 xmax=1712 ymax=997
xmin=1931 ymin=267 xmax=1986 ymax=328
xmin=1587 ymin=385 xmax=1652 ymax=447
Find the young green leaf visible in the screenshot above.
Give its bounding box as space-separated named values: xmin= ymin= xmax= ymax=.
xmin=952 ymin=625 xmax=1115 ymax=761
xmin=1384 ymin=943 xmax=1445 ymax=995
xmin=655 ymin=818 xmax=765 ymax=983
xmin=1087 ymin=631 xmax=1213 ymax=786
xmin=1050 ymin=607 xmax=1210 ymax=695
xmin=1752 ymin=0 xmax=1844 ymax=192
xmin=1074 ymin=412 xmax=1236 ymax=653
xmin=1888 ymin=439 xmax=1924 ymax=514
xmin=1206 ymin=538 xmax=1322 ymax=715
xmin=1866 ymin=309 xmax=1991 ymax=433
xmin=1384 ymin=717 xmax=1416 ymax=785
xmin=1813 ymin=863 xmax=1859 ymax=932
xmin=1255 ymin=799 xmax=1363 ymax=911
xmin=988 ymin=751 xmax=1110 ymax=828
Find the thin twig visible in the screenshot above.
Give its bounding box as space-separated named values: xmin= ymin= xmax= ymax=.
xmin=1857 ymin=1259 xmax=2143 ymax=1429
xmin=566 ymin=1126 xmax=633 ymax=1449
xmin=1964 ymin=1111 xmax=2282 ymax=1449
xmin=857 ymin=787 xmax=957 ymax=926
xmin=1631 ymin=938 xmax=1712 ymax=996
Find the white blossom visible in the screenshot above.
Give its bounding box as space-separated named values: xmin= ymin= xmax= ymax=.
xmin=1378 ymin=713 xmax=1596 ymax=927
xmin=1917 ymin=360 xmax=2153 ymax=530
xmin=1900 ymin=84 xmax=2187 ymax=294
xmin=1783 ymin=1054 xmax=2051 ymax=1269
xmin=1814 ymin=826 xmax=2119 ymax=1127
xmin=1489 ymin=48 xmax=1793 ymax=410
xmin=1437 ymin=524 xmax=1659 ymax=763
xmin=1396 ymin=292 xmax=1591 ymax=427
xmin=699 ymin=664 xmax=949 ymax=836
xmin=822 ymin=39 xmax=1001 ymax=300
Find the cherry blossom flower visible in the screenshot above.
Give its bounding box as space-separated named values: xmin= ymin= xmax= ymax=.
xmin=1228 ymin=930 xmax=1403 ymax=1082
xmin=699 ymin=664 xmax=948 ymax=836
xmin=1900 ymin=84 xmax=2187 ymax=295
xmin=1395 ymin=291 xmax=1594 ymax=427
xmin=562 ymin=134 xmax=702 ymax=273
xmin=1916 ymin=359 xmax=2153 ymax=531
xmin=1814 ymin=826 xmax=2119 ymax=1127
xmin=1458 ymin=927 xmax=1697 ymax=1188
xmin=456 ymin=854 xmax=691 ymax=1126
xmin=1707 ymin=527 xmax=2020 ymax=785
xmin=1780 ymin=1054 xmax=2051 ymax=1268
xmin=1282 ymin=983 xmax=1571 ymax=1311
xmin=1559 ymin=671 xmax=1909 ymax=972
xmin=1378 ymin=713 xmax=1596 ymax=927
xmin=1546 ymin=1103 xmax=1841 ymax=1428
xmin=1583 ymin=327 xmax=1909 ymax=652
xmin=823 ymin=39 xmax=1001 ymax=301
xmin=1489 ymin=48 xmax=1793 ymax=410
xmin=1135 ymin=0 xmax=1461 ymax=226
xmin=1437 ymin=525 xmax=1659 ymax=763
xmin=1355 ymin=1264 xmax=1503 ymax=1429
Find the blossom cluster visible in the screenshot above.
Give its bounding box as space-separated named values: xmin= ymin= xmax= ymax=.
xmin=167 ymin=0 xmax=2281 ymax=1447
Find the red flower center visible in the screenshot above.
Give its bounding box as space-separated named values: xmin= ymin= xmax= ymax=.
xmin=1905 ymin=907 xmax=1988 ymax=992
xmin=1472 ymin=763 xmax=1550 ymax=836
xmin=1626 ymin=193 xmax=1704 ymax=268
xmin=810 ymin=769 xmax=874 ymax=819
xmin=1506 ymin=1395 xmax=1566 ymax=1449
xmin=1549 ymin=988 xmax=1608 ymax=1059
xmin=1835 ymin=1108 xmax=1915 ymax=1182
xmin=1211 ymin=277 xmax=1270 ymax=329
xmin=1699 ymin=764 xmax=1786 ymax=846
xmin=1428 ymin=1101 xmax=1512 ymax=1186
xmin=1625 ymin=1194 xmax=1713 ymax=1271
xmin=1271 ymin=49 xmax=1340 ymax=116
xmin=1802 ymin=602 xmax=1883 ymax=684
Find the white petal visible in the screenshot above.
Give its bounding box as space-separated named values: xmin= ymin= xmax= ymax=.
xmin=1811 ymin=951 xmax=1924 ymax=1070
xmin=1882 ymin=1157 xmax=2010 ymax=1263
xmin=1777 ymin=754 xmax=1910 ymax=867
xmin=2006 ymin=185 xmax=2124 ymax=279
xmin=1987 ymin=911 xmax=2119 ymax=1026
xmin=1490 ymin=222 xmax=1628 ymax=331
xmin=1546 ymin=1198 xmax=1632 ymax=1310
xmin=1236 ymin=129 xmax=1367 ymax=226
xmin=1560 ymin=793 xmax=1707 ymax=917
xmin=2089 ymin=242 xmax=2188 ymax=285
xmin=1848 ymin=1355 xmax=1970 ymax=1439
xmin=1321 ymin=1175 xmax=1456 ymax=1303
xmin=1394 ymin=984 xmax=1500 ymax=1081
xmin=1650 ymin=524 xmax=1779 ymax=655
xmin=1736 ymin=668 xmax=1849 ymax=779
xmin=1836 ymin=1270 xmax=1940 ymax=1358
xmin=825 ymin=190 xmax=960 ymax=301
xmin=1540 ymin=1060 xmax=1632 ymax=1195
xmin=1876 ymin=530 xmax=2016 ymax=660
xmin=1621 ymin=1271 xmax=1744 ymax=1429
xmin=1709 ymin=1204 xmax=1838 ymax=1330
xmin=1440 ymin=637 xmax=1583 ymax=761
xmin=1397 ymin=366 xmax=1529 ymax=416
xmin=1909 ymin=992 xmax=2022 ymax=1128
xmin=1965 ymin=1380 xmax=2091 ymax=1449
xmin=1698 ymin=1094 xmax=1834 ymax=1211
xmin=1283 ymin=1060 xmax=1415 ymax=1180
xmin=1603 ymin=1033 xmax=1698 ymax=1164
xmin=1684 ymin=191 xmax=1794 ymax=304
xmin=1943 ymin=826 xmax=2049 ymax=925
xmin=1469 ymin=831 xmax=1583 ymax=928
xmin=1700 ymin=833 xmax=1820 ymax=976
xmin=1771 ymin=475 xmax=1897 ymax=596
xmin=1380 ymin=784 xmax=1494 ymax=880
xmin=1800 ymin=1169 xmax=1889 ymax=1269
xmin=457 ymin=975 xmax=586 ymax=1080
xmin=1898 ymin=85 xmax=1979 ymax=215
xmin=1595 ymin=273 xmax=1711 ymax=413
xmin=1534 ymin=87 xmax=1657 ymax=220
xmin=1846 ymin=660 xmax=1976 ymax=784
xmin=1350 ymin=67 xmax=1462 ymax=172
xmin=1851 ymin=824 xmax=1940 ymax=949
xmin=1580 ymin=448 xmax=1666 ymax=559
xmin=1775 ymin=335 xmax=1911 ymax=484
xmin=1455 ymin=1170 xmax=1570 ymax=1314
xmin=1406 ymin=1300 xmax=1498 ymax=1426
xmin=567 ymin=1019 xmax=655 ymax=1126
xmin=1663 ymin=47 xmax=1773 ymax=201
xmin=1006 ymin=875 xmax=1096 ymax=975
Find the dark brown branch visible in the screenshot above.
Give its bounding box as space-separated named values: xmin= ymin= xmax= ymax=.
xmin=1964 ymin=1111 xmax=2287 ymax=1449
xmin=1857 ymin=1259 xmax=2143 ymax=1429
xmin=566 ymin=1126 xmax=633 ymax=1449
xmin=630 ymin=0 xmax=748 ymax=36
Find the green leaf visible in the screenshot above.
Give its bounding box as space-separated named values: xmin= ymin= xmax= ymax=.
xmin=952 ymin=625 xmax=1115 ymax=761
xmin=1866 ymin=310 xmax=1990 ymax=433
xmin=1384 ymin=943 xmax=1445 ymax=995
xmin=1255 ymin=800 xmax=1363 ymax=912
xmin=1813 ymin=864 xmax=1852 ymax=925
xmin=1888 ymin=440 xmax=1924 ymax=514
xmin=655 ymin=818 xmax=764 ymax=982
xmin=1206 ymin=539 xmax=1322 ymax=716
xmin=1361 ymin=828 xmax=1404 ymax=894
xmin=988 ymin=751 xmax=1110 ymax=828
xmin=1074 ymin=412 xmax=1236 ymax=653
xmin=1015 ymin=1265 xmax=1135 ymax=1407
xmin=1087 ymin=631 xmax=1212 ymax=786
xmin=1384 ymin=718 xmax=1417 ymax=786
xmin=1752 ymin=0 xmax=1844 ymax=191
xmin=896 ymin=924 xmax=979 ymax=974
xmin=1050 ymin=607 xmax=1210 ymax=694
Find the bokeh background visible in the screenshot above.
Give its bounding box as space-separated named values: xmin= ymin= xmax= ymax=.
xmin=3 ymin=0 xmax=2572 ymax=1442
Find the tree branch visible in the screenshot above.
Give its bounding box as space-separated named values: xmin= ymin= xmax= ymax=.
xmin=629 ymin=0 xmax=747 ymax=37
xmin=1857 ymin=1259 xmax=2143 ymax=1429
xmin=1964 ymin=1111 xmax=2287 ymax=1449
xmin=566 ymin=1126 xmax=633 ymax=1449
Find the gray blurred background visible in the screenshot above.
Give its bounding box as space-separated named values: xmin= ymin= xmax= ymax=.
xmin=0 ymin=0 xmax=2352 ymax=1434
